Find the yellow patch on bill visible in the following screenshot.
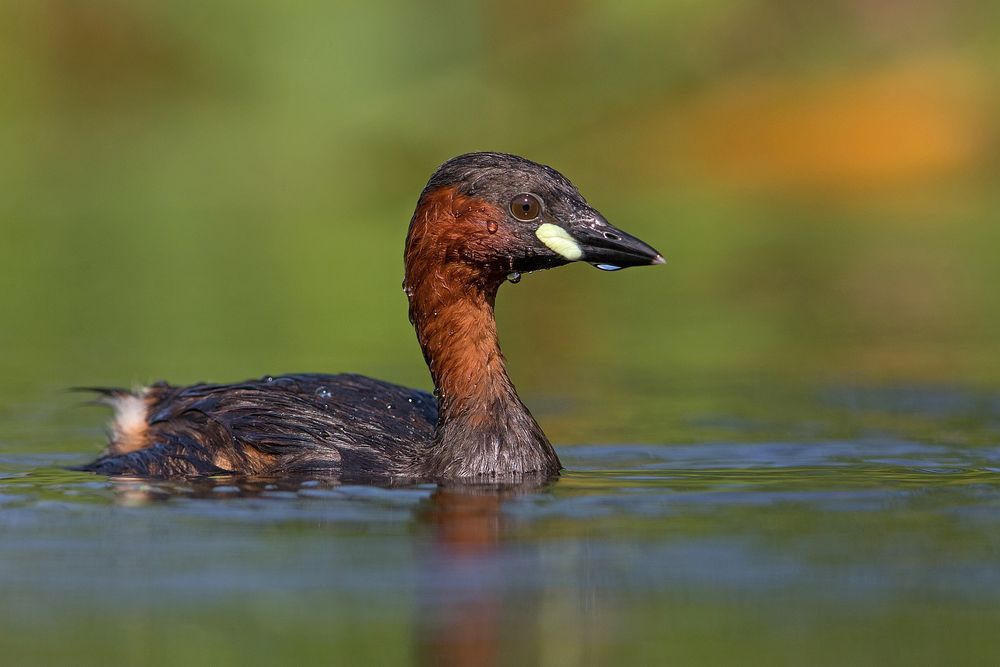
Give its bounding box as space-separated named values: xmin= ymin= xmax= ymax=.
xmin=535 ymin=223 xmax=583 ymax=261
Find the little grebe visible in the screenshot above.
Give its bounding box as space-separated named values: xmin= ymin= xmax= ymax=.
xmin=81 ymin=152 xmax=662 ymax=481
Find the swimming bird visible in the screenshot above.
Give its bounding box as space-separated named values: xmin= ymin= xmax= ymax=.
xmin=81 ymin=152 xmax=663 ymax=481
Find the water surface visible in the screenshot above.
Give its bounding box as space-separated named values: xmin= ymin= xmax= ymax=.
xmin=2 ymin=384 xmax=999 ymax=666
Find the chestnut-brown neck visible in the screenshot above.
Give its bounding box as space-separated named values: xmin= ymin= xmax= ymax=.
xmin=403 ymin=186 xmax=560 ymax=478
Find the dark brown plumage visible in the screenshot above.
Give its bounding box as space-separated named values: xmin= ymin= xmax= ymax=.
xmin=80 ymin=152 xmax=663 ymax=481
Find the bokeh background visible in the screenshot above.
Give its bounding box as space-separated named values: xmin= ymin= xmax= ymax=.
xmin=4 ymin=0 xmax=999 ymax=398
xmin=2 ymin=2 xmax=1000 ymax=664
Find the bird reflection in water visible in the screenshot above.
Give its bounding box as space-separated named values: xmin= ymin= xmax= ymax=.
xmin=103 ymin=474 xmax=555 ymax=666
xmin=414 ymin=476 xmax=553 ymax=667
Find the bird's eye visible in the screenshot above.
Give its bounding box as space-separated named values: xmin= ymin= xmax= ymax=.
xmin=509 ymin=193 xmax=542 ymax=221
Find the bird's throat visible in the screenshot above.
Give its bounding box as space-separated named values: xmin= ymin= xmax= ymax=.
xmin=403 ymin=188 xmax=560 ymax=477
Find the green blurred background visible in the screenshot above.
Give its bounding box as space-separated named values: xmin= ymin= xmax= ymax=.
xmin=1 ymin=0 xmax=998 ymax=435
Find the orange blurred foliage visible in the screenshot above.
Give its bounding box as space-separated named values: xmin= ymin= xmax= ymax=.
xmin=644 ymin=57 xmax=992 ymax=194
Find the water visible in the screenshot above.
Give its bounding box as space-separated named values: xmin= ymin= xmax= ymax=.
xmin=2 ymin=384 xmax=999 ymax=666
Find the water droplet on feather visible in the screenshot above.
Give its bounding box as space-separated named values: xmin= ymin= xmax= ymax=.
xmin=315 ymin=387 xmax=332 ymax=399
xmin=507 ymin=271 xmax=521 ymax=284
